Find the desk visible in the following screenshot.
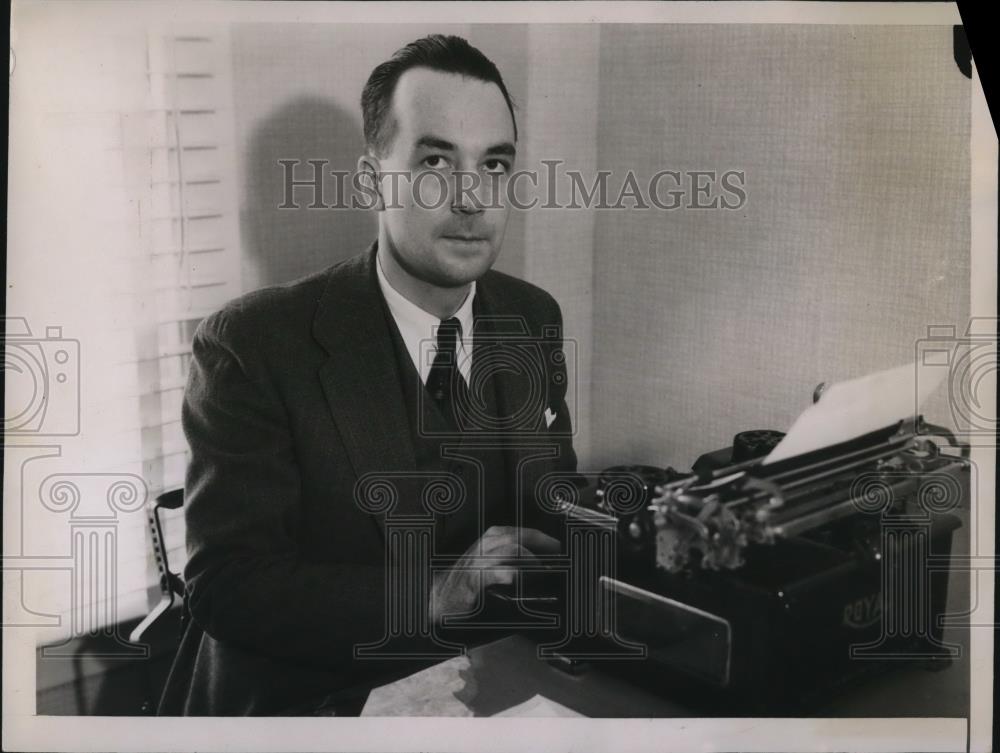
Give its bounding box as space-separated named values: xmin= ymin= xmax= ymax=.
xmin=361 ymin=630 xmax=970 ymax=717
xmin=361 ymin=634 xmax=685 ymax=717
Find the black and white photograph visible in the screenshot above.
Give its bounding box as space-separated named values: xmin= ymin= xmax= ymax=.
xmin=4 ymin=2 xmax=997 ymax=752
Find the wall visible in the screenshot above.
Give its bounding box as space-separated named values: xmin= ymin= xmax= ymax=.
xmin=591 ymin=24 xmax=970 ymax=468
xmin=520 ymin=25 xmax=601 ymax=466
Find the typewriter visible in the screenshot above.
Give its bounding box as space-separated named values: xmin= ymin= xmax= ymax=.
xmin=520 ymin=413 xmax=970 ymax=714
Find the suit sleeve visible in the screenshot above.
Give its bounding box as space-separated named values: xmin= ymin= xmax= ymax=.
xmin=181 ymin=310 xmax=395 ymax=672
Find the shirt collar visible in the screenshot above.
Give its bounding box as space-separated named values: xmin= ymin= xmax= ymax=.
xmin=375 ymin=251 xmax=475 ymax=382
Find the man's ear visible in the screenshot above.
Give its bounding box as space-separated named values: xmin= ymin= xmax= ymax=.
xmin=356 ymin=154 xmax=384 ymax=212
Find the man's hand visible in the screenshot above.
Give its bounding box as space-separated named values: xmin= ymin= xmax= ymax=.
xmin=429 ymin=526 xmax=561 ymax=623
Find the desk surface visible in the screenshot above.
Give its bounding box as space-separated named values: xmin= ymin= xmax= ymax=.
xmin=361 ymin=631 xmax=969 ymax=718
xmin=361 ymin=634 xmax=687 ymax=717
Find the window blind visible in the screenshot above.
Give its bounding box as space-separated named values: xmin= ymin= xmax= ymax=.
xmin=17 ymin=26 xmax=242 ymax=645
xmin=129 ymin=30 xmax=242 ymax=621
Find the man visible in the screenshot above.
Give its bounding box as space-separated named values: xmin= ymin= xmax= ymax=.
xmin=158 ymin=34 xmax=576 ymax=716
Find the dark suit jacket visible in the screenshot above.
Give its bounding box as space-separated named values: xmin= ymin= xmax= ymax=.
xmin=158 ymin=245 xmax=577 ymax=715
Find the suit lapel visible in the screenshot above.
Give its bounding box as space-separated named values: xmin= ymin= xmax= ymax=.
xmin=312 ymin=245 xmax=419 ymax=530
xmin=472 ymin=276 xmax=544 ymax=434
xmin=473 ymin=276 xmax=550 ymax=523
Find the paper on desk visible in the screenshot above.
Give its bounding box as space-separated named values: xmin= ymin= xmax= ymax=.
xmin=361 ymin=655 xmax=475 ymax=717
xmin=495 ymin=694 xmax=583 ymax=717
xmin=763 ymin=361 xmax=946 ymax=465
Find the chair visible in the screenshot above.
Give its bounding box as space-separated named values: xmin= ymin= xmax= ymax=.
xmin=130 ymin=488 xmax=186 ymax=644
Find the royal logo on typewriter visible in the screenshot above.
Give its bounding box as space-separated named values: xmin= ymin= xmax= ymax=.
xmin=842 ymin=592 xmax=882 ymax=629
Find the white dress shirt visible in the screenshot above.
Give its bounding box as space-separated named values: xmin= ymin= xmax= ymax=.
xmin=376 ymin=253 xmax=475 ymax=386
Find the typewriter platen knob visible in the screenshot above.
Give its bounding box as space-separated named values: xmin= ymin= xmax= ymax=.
xmin=732 ymin=430 xmax=785 ymax=464
xmin=617 ymin=509 xmax=656 ymax=561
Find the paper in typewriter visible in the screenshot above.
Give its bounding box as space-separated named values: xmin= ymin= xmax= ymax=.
xmin=763 ymin=362 xmax=947 ymax=464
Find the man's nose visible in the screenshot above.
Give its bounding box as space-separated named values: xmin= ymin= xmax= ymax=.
xmin=451 ymin=173 xmax=485 ymax=215
xmin=452 ymin=201 xmax=484 ymax=215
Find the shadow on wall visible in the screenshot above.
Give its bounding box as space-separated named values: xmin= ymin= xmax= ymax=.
xmin=242 ymin=96 xmax=375 ymax=289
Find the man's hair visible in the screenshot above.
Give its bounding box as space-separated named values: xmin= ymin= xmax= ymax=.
xmin=361 ymin=34 xmax=517 ymax=157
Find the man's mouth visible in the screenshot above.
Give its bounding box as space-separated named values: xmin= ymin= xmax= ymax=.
xmin=441 ymin=233 xmax=488 ymax=242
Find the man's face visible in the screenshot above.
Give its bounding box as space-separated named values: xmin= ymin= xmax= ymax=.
xmin=373 ymin=67 xmax=515 ymax=288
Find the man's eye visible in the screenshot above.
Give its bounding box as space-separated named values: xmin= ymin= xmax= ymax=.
xmin=483 ymin=159 xmax=510 ymax=174
xmin=422 ymin=155 xmax=449 ymax=169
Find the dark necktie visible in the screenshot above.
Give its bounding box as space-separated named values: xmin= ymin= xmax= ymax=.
xmin=426 ymin=317 xmax=470 ymax=426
